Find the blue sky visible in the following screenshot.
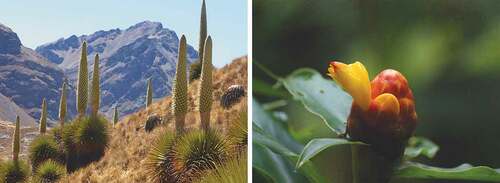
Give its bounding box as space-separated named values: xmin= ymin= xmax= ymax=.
xmin=0 ymin=0 xmax=247 ymax=67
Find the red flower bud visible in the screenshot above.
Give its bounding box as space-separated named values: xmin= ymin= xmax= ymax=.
xmin=328 ymin=62 xmax=417 ymax=159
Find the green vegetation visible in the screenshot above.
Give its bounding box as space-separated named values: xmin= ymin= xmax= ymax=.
xmin=172 ymin=35 xmax=188 ymax=134
xmin=172 ymin=129 xmax=228 ymax=181
xmin=33 ymin=160 xmax=66 ymax=183
xmin=73 ymin=116 xmax=109 ymax=167
xmin=76 ymin=41 xmax=88 ymax=116
xmin=146 ymin=78 xmax=153 ymax=108
xmin=228 ymin=111 xmax=247 ymax=154
xmin=90 ymin=54 xmax=100 ymax=117
xmin=198 ymin=36 xmax=213 ymax=130
xmin=59 ymin=80 xmax=67 ymax=126
xmin=196 ymin=152 xmax=247 ymax=183
xmin=146 ymin=131 xmax=177 ymax=182
xmin=0 ymin=160 xmax=30 ymax=183
xmin=28 ymin=135 xmax=64 ymax=170
xmin=39 ymin=98 xmax=47 ymax=134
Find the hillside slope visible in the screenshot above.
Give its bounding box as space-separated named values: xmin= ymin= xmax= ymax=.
xmin=36 ymin=21 xmax=198 ymax=118
xmin=62 ymin=56 xmax=247 ymax=182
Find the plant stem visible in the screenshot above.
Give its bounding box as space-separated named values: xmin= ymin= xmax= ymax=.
xmin=351 ymin=144 xmax=360 ymax=183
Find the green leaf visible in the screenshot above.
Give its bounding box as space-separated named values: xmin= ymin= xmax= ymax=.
xmin=253 ymin=99 xmax=303 ymax=153
xmin=404 ymin=136 xmax=439 ymax=160
xmin=296 ymin=138 xmax=367 ymax=169
xmin=281 ymin=68 xmax=352 ymax=134
xmin=393 ymin=162 xmax=500 ymax=182
xmin=253 ymin=143 xmax=309 ymax=183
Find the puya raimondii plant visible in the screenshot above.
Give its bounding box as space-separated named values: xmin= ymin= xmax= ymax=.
xmin=39 ymin=98 xmax=48 ymax=134
xmin=190 ymin=0 xmax=207 ymax=81
xmin=59 ymin=79 xmax=67 ymax=126
xmin=90 ymin=53 xmax=100 ymax=118
xmin=172 ymin=35 xmax=188 ymax=134
xmin=198 ymin=36 xmax=213 ymax=131
xmin=253 ymin=61 xmax=500 ymax=182
xmin=0 ymin=116 xmax=30 ymax=183
xmin=146 ymin=77 xmax=153 ymax=108
xmin=77 ymin=41 xmax=88 ymax=117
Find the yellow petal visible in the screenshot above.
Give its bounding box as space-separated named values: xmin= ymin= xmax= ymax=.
xmin=328 ymin=61 xmax=371 ymax=110
xmin=373 ymin=93 xmax=400 ymax=116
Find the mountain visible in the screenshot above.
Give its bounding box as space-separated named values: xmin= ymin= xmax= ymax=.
xmin=0 ymin=93 xmax=36 ymax=126
xmin=36 ymin=21 xmax=198 ymax=117
xmin=0 ymin=23 xmax=76 ymax=123
xmin=61 ymin=56 xmax=247 ymax=182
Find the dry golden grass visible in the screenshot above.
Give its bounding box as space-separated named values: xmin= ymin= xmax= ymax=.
xmin=59 ymin=56 xmax=247 ymax=183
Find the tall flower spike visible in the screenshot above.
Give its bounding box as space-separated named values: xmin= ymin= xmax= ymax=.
xmin=113 ymin=107 xmax=119 ymax=126
xmin=91 ymin=53 xmax=100 ymax=117
xmin=13 ymin=116 xmax=20 ymax=161
xmin=59 ymin=79 xmax=67 ymax=126
xmin=198 ymin=36 xmax=213 ymax=130
xmin=77 ymin=41 xmax=88 ymax=116
xmin=328 ymin=61 xmax=371 ymax=110
xmin=172 ymin=35 xmax=188 ymax=134
xmin=198 ymin=0 xmax=207 ymax=65
xmin=146 ymin=78 xmax=153 ymax=108
xmin=39 ymin=98 xmax=47 ymax=134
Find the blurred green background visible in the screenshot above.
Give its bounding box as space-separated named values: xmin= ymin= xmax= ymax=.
xmin=253 ymin=0 xmax=500 ymax=173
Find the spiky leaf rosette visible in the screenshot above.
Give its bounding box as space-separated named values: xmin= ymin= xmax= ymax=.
xmin=0 ymin=160 xmax=29 ymax=183
xmin=59 ymin=80 xmax=67 ymax=126
xmin=172 ymin=129 xmax=228 ymax=181
xmin=145 ymin=115 xmax=162 ymax=132
xmin=76 ymin=41 xmax=88 ymax=116
xmin=196 ymin=151 xmax=247 ymax=183
xmin=39 ymin=98 xmax=47 ymax=134
xmin=90 ymin=54 xmax=100 ymax=117
xmin=220 ymin=85 xmax=245 ymax=109
xmin=146 ymin=78 xmax=153 ymax=108
xmin=12 ymin=116 xmax=20 ymax=162
xmin=33 ymin=160 xmax=66 ymax=183
xmin=74 ymin=116 xmax=109 ymax=166
xmin=198 ymin=0 xmax=207 ymax=65
xmin=198 ymin=36 xmax=213 ymax=130
xmin=146 ymin=131 xmax=178 ymax=183
xmin=172 ymin=35 xmax=188 ymax=133
xmin=113 ymin=107 xmax=119 ymax=126
xmin=28 ymin=135 xmax=65 ymax=170
xmin=61 ymin=122 xmax=78 ymax=171
xmin=228 ymin=112 xmax=248 ymax=153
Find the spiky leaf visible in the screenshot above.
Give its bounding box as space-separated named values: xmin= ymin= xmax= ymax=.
xmin=33 ymin=160 xmax=66 ymax=183
xmin=0 ymin=160 xmax=29 ymax=183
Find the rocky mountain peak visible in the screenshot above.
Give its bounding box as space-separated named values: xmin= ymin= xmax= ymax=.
xmin=0 ymin=23 xmax=22 ymax=54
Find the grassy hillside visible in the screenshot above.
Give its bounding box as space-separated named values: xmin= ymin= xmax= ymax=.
xmin=60 ymin=56 xmax=247 ymax=182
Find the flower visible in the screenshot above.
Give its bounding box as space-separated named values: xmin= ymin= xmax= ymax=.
xmin=328 ymin=61 xmax=417 ymax=159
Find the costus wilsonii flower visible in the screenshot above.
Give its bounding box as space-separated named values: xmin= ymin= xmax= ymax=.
xmin=328 ymin=61 xmax=417 ymax=159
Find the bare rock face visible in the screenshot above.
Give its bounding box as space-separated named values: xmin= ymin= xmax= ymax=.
xmin=36 ymin=21 xmax=198 ymax=117
xmin=0 ymin=23 xmax=21 ymax=54
xmin=0 ymin=23 xmax=76 ymax=123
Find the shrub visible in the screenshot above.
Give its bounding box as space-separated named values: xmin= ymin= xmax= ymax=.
xmin=172 ymin=129 xmax=228 ymax=181
xmin=28 ymin=135 xmax=64 ymax=170
xmin=145 ymin=115 xmax=162 ymax=132
xmin=74 ymin=116 xmax=109 ymax=166
xmin=0 ymin=160 xmax=29 ymax=183
xmin=227 ymin=112 xmax=247 ymax=153
xmin=220 ymin=85 xmax=245 ymax=109
xmin=189 ymin=61 xmax=202 ymax=81
xmin=33 ymin=160 xmax=66 ymax=183
xmin=195 ymin=151 xmax=247 ymax=183
xmin=146 ymin=131 xmax=178 ymax=183
xmin=61 ymin=122 xmax=79 ymax=171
